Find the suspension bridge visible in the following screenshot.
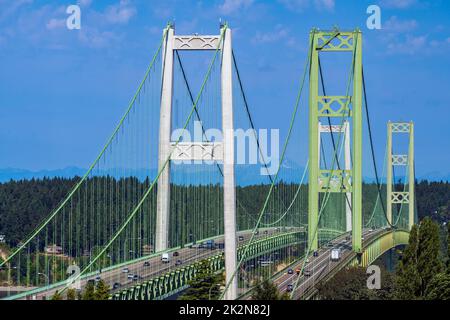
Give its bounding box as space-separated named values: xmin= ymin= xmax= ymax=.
xmin=0 ymin=23 xmax=416 ymax=300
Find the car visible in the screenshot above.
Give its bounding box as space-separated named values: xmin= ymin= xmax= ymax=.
xmin=161 ymin=253 xmax=170 ymax=263
xmin=331 ymin=249 xmax=341 ymax=261
xmin=173 ymin=251 xmax=179 ymax=257
xmin=264 ymin=230 xmax=268 ymax=235
xmin=133 ymin=274 xmax=139 ymax=281
xmin=122 ymin=267 xmax=130 ymax=273
xmin=127 ymin=274 xmax=134 ymax=279
xmin=253 ymin=230 xmax=259 ymax=235
xmin=313 ymin=250 xmax=319 ymax=257
xmin=369 ymin=229 xmax=374 ymax=233
xmin=287 ymin=284 xmax=294 ymax=292
xmin=143 ymin=261 xmax=150 ymax=267
xmin=175 ymin=259 xmax=183 ymax=266
xmin=287 ymin=268 xmax=293 ymax=275
xmin=303 ymin=269 xmax=312 ymax=277
xmin=205 ymin=240 xmax=215 ymax=250
xmin=113 ymin=282 xmax=121 ymax=289
xmin=305 ymin=258 xmax=310 ymax=263
xmin=295 ymin=268 xmax=301 ymax=275
xmin=238 ymin=236 xmax=244 ymax=241
xmin=95 ymin=276 xmax=101 ymax=282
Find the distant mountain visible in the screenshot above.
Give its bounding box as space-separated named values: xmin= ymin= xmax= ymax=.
xmin=417 ymin=171 xmax=450 ymax=182
xmin=0 ymin=167 xmax=86 ymax=183
xmin=1 ymin=166 xmax=448 ymax=184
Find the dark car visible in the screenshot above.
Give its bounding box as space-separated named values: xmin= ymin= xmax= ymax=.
xmin=113 ymin=282 xmax=121 ymax=289
xmin=143 ymin=261 xmax=150 ymax=267
xmin=288 ymin=268 xmax=294 ymax=275
xmin=287 ymin=284 xmax=294 ymax=292
xmin=133 ymin=274 xmax=139 ymax=281
xmin=238 ymin=236 xmax=244 ymax=241
xmin=173 ymin=251 xmax=179 ymax=257
xmin=175 ymin=259 xmax=183 ymax=266
xmin=313 ymin=250 xmax=319 ymax=257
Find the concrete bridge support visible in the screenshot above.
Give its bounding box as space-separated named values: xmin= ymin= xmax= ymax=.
xmin=155 ymin=24 xmax=237 ymax=299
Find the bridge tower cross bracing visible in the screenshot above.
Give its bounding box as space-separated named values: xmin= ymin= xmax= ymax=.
xmin=318 ymin=121 xmax=352 ymax=232
xmin=308 ymin=29 xmax=363 ymax=253
xmin=155 ymin=24 xmax=238 ymax=300
xmin=386 ymin=121 xmax=415 ymax=230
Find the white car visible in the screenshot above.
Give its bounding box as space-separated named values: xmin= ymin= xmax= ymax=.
xmin=161 ymin=253 xmax=170 ymax=263
xmin=122 ymin=267 xmax=130 ymax=273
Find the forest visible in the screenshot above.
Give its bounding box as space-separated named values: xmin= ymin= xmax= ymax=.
xmin=0 ymin=177 xmax=448 ymax=249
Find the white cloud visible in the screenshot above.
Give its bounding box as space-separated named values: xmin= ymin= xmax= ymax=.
xmin=0 ymin=0 xmax=33 ymax=22
xmin=387 ymin=34 xmax=427 ymax=54
xmin=278 ymin=0 xmax=335 ymax=12
xmin=429 ymin=37 xmax=450 ymax=50
xmin=278 ymin=0 xmax=309 ymax=11
xmin=46 ymin=18 xmax=65 ymax=30
xmin=380 ymin=0 xmax=417 ymax=9
xmin=384 ymin=16 xmax=418 ymax=33
xmin=314 ymin=0 xmax=334 ymax=11
xmin=78 ymin=0 xmax=92 ymax=7
xmin=78 ymin=27 xmax=121 ymax=48
xmin=252 ymin=25 xmax=290 ymax=44
xmin=103 ymin=0 xmax=136 ymax=24
xmin=218 ymin=0 xmax=254 ymax=15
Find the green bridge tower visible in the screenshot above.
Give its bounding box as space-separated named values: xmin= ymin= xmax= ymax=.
xmin=308 ymin=29 xmax=363 ymax=253
xmin=386 ymin=121 xmax=415 ymax=230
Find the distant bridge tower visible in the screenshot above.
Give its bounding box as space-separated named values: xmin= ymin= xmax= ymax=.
xmin=318 ymin=121 xmax=352 ymax=232
xmin=308 ymin=29 xmax=363 ymax=253
xmin=386 ymin=121 xmax=415 ymax=230
xmin=155 ymin=24 xmax=238 ymax=300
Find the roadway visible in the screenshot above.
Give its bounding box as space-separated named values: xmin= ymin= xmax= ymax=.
xmin=15 ymin=227 xmax=292 ymax=300
xmin=270 ymin=228 xmax=388 ymax=300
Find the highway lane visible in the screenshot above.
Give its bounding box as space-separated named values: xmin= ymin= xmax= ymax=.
xmin=269 ymin=228 xmax=388 ymax=300
xmin=21 ymin=227 xmax=294 ymax=300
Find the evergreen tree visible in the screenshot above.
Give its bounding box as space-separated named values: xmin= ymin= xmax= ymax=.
xmin=417 ymin=217 xmax=443 ymax=295
xmin=395 ymin=225 xmax=421 ymax=299
xmin=51 ymin=290 xmax=63 ymax=300
xmin=82 ymin=281 xmax=96 ymax=300
xmin=317 ymin=266 xmax=394 ymax=300
xmin=66 ymin=288 xmax=77 ymax=300
xmin=424 ymin=273 xmax=450 ymax=300
xmin=178 ymin=260 xmax=224 ymax=300
xmin=94 ymin=279 xmax=110 ymax=300
xmin=252 ymin=278 xmax=289 ymax=300
xmin=447 ymin=223 xmax=450 ymax=272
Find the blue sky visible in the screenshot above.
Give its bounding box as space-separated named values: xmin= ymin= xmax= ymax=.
xmin=0 ymin=0 xmax=449 ymax=179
